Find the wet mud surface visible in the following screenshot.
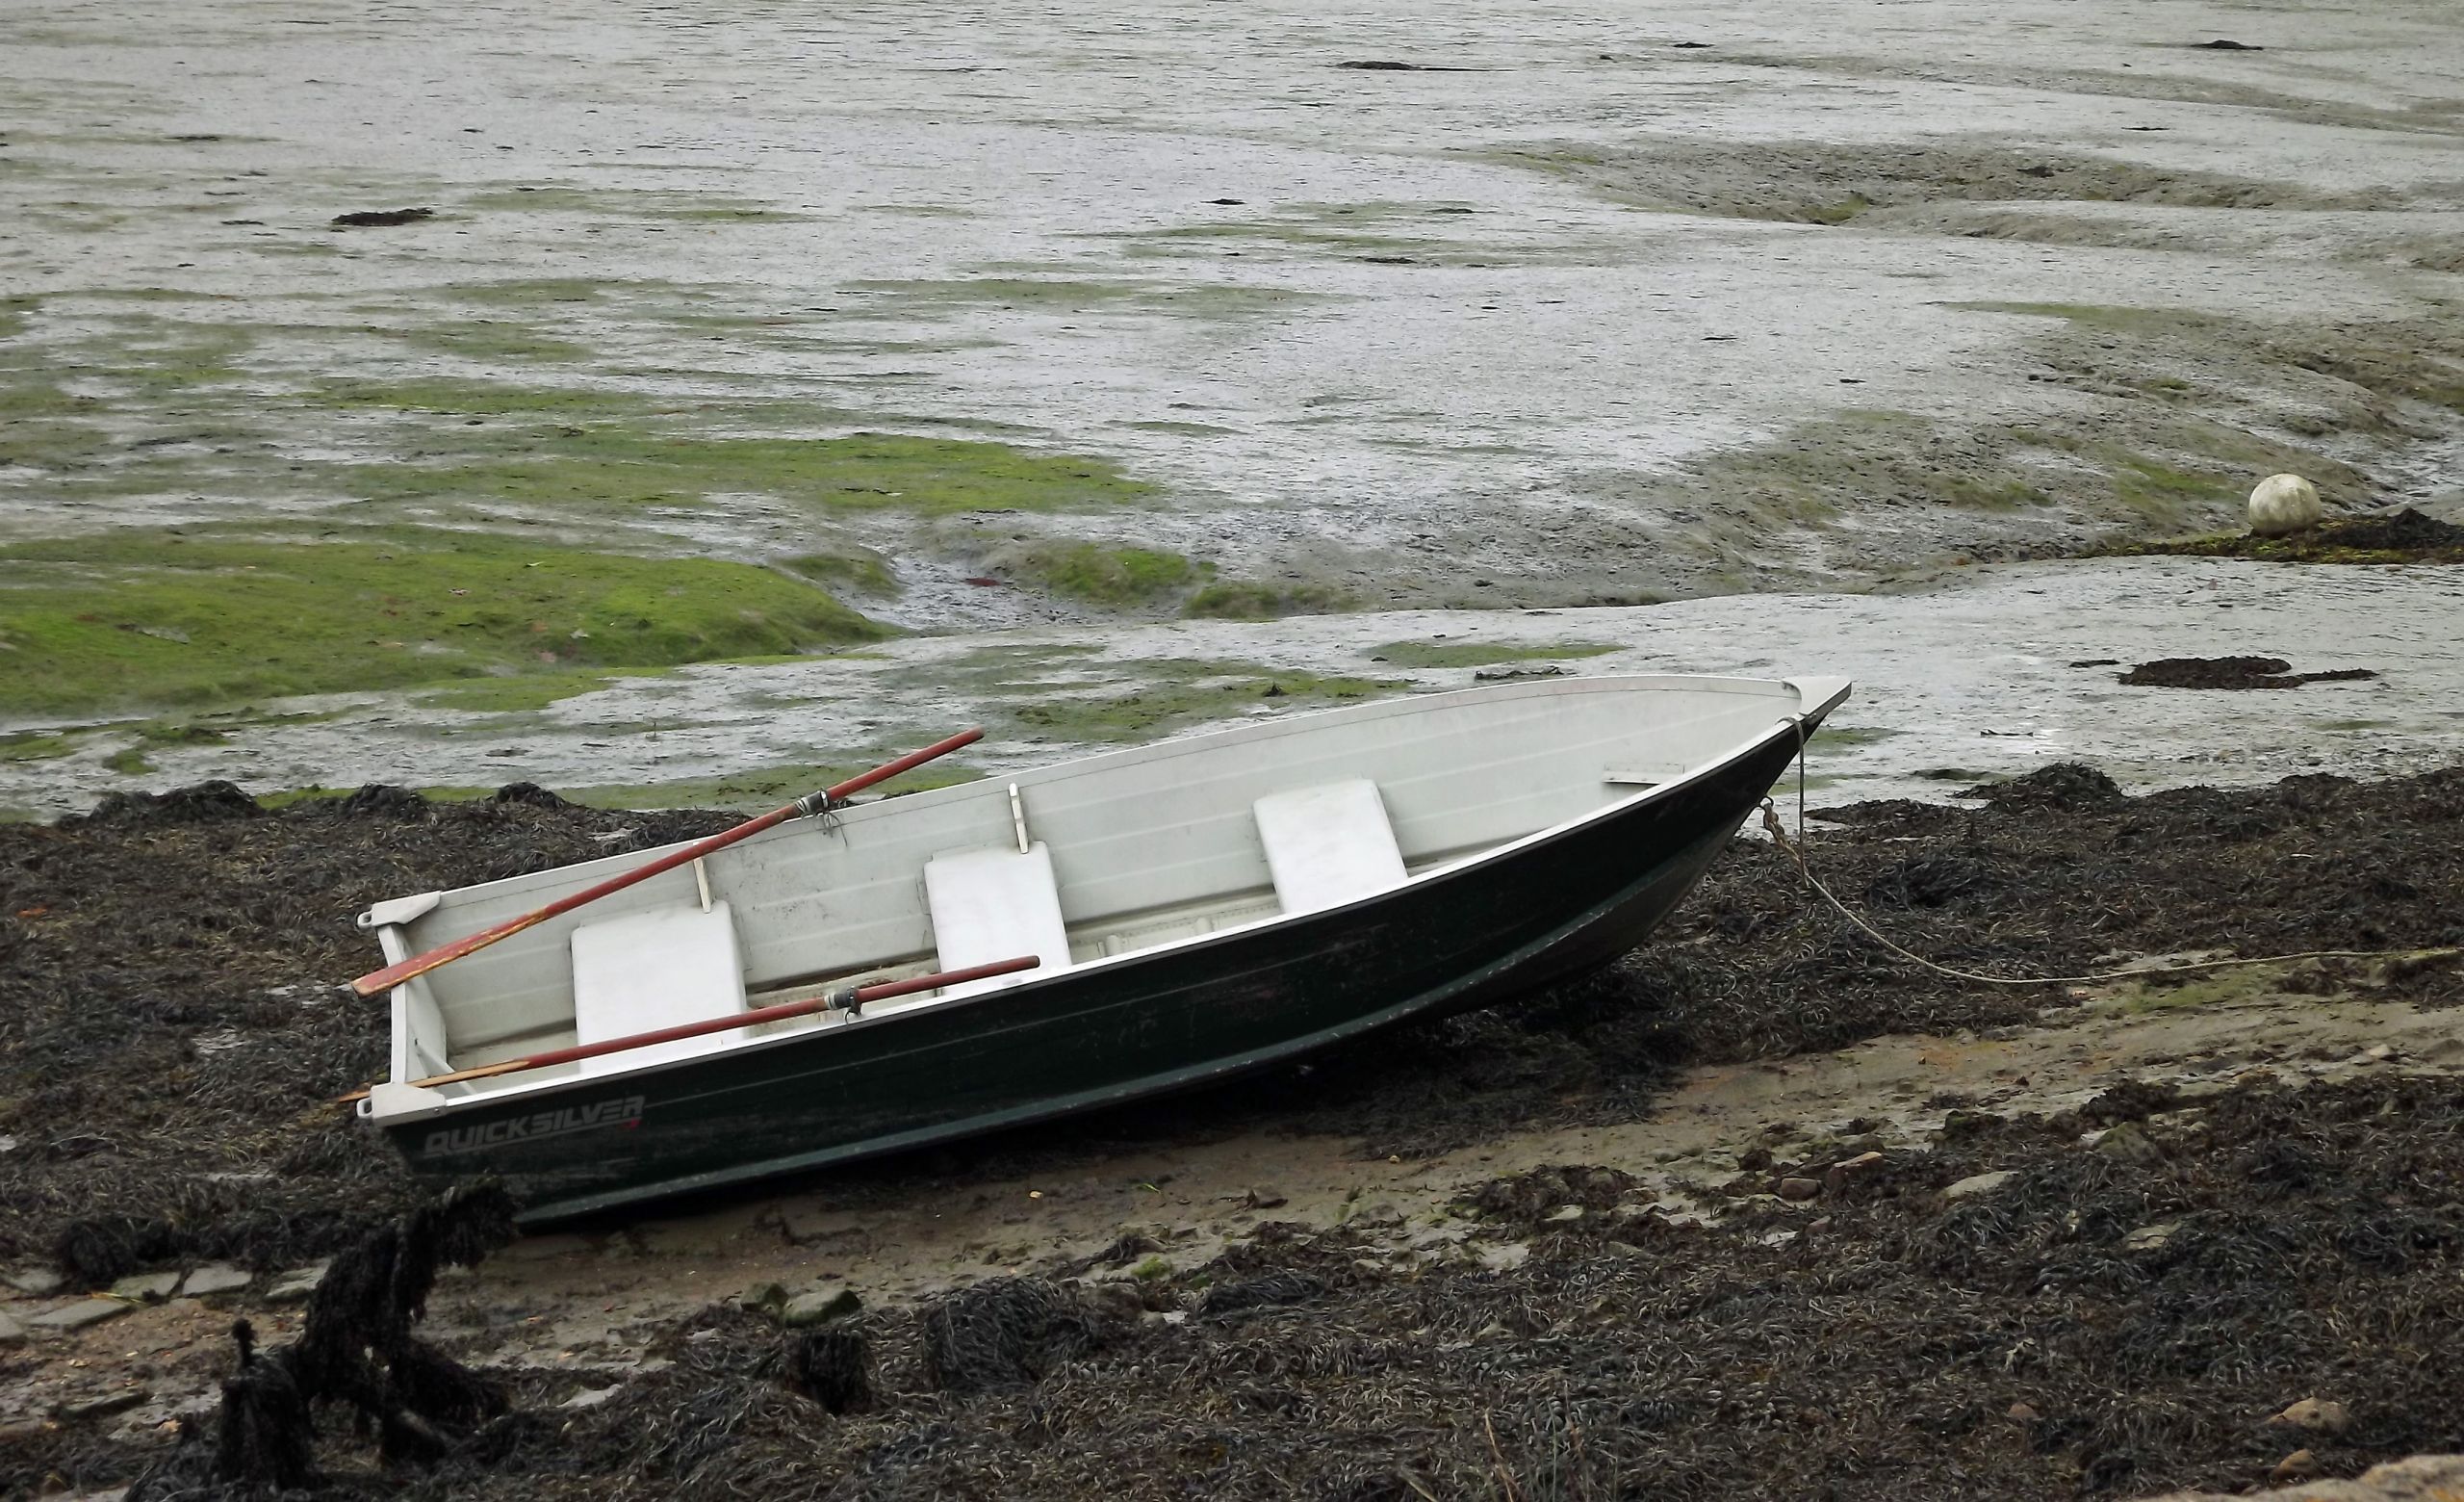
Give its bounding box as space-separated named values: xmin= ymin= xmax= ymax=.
xmin=7 ymin=0 xmax=2464 ymax=803
xmin=5 ymin=762 xmax=2461 ymax=1495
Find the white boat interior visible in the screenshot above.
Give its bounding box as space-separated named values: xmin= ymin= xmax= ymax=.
xmin=360 ymin=674 xmax=1847 ymax=1121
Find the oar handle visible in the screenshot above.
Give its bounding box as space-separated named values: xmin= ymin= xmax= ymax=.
xmin=338 ymin=954 xmax=1040 ymax=1103
xmin=348 ymin=728 xmax=984 ymax=998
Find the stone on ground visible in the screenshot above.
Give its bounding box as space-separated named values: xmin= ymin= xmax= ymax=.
xmin=29 ymin=1299 xmax=132 ymax=1332
xmin=1942 ymin=1170 xmax=2015 ymax=1200
xmin=180 ymin=1264 xmax=253 ymax=1298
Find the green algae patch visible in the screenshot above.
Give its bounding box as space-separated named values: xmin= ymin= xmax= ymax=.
xmin=257 ymin=783 xmax=496 ymax=810
xmin=464 ymin=187 xmax=808 ymax=222
xmin=1003 ymin=661 xmax=1407 ymax=742
xmin=412 ymin=667 xmax=677 ymax=714
xmin=2111 ymin=456 xmax=2241 ymax=520
xmin=313 ymin=378 xmax=660 ymax=419
xmin=344 ymin=420 xmax=1153 ymax=518
xmin=1958 ymin=303 xmax=2464 ymax=419
xmin=1803 ymin=194 xmax=1872 ymax=225
xmin=392 ymin=322 xmax=592 ymax=364
xmin=444 ymin=278 xmax=634 ymax=307
xmin=1953 ymin=301 xmax=2220 ymax=338
xmin=781 ymin=549 xmax=899 ymax=596
xmin=998 ymin=542 xmax=1196 ymax=606
xmin=0 ymin=527 xmax=886 ymax=718
xmin=1371 ymin=638 xmax=1618 ymax=669
xmin=0 ymin=376 xmax=93 ymax=421
xmin=2101 ymin=965 xmax=2303 ymax=1017
xmin=0 ymin=730 xmax=80 ymax=763
xmin=934 ymin=640 xmax=1108 ymax=691
xmin=1939 ymin=476 xmax=2050 ymax=511
xmin=1184 ymin=580 xmax=1353 ymax=620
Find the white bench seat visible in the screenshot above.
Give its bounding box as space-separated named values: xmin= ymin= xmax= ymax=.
xmin=924 ymin=842 xmax=1073 ymax=998
xmin=1252 ymin=778 xmax=1408 ymax=917
xmin=569 ymin=900 xmax=748 ymax=1075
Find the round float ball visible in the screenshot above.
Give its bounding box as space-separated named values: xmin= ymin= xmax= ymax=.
xmin=2248 ymin=473 xmax=2322 ymax=536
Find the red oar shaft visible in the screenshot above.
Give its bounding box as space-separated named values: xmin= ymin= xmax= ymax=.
xmin=342 ymin=954 xmax=1040 ymax=1101
xmin=349 ymin=728 xmax=984 ymax=998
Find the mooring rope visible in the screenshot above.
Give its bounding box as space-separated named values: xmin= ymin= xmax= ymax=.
xmin=1763 ymin=720 xmax=2461 ymax=989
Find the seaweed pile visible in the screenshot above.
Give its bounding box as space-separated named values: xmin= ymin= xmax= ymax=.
xmin=149 ymin=1074 xmax=2457 ymax=1501
xmin=2116 ymin=658 xmax=2379 ymax=690
xmin=6 ymin=764 xmax=2462 ymax=1497
xmin=123 ymin=1185 xmax=524 ymax=1497
xmin=2097 ymin=506 xmax=2464 ymax=565
xmin=0 ymin=784 xmax=735 ymax=1281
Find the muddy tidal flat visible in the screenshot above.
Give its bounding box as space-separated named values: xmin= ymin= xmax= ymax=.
xmin=6 ymin=0 xmax=2464 ymax=809
xmin=3 ymin=0 xmax=2463 ymax=1497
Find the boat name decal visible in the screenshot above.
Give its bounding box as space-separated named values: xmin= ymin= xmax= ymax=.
xmin=421 ymin=1095 xmax=646 ymax=1157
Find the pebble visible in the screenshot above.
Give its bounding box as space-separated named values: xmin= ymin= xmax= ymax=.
xmin=1476 ymin=1242 xmax=1529 ymax=1273
xmin=263 ymin=1264 xmax=329 ymax=1305
xmin=560 ymin=1385 xmax=621 ymax=1411
xmin=1942 ymin=1170 xmax=2015 ymax=1201
xmin=109 ymin=1272 xmax=179 ymax=1304
xmin=58 ymin=1388 xmax=148 ymax=1422
xmin=2124 ymin=1221 xmax=2183 ymax=1252
xmin=2007 ymin=1402 xmax=2040 ymax=1422
xmin=180 ymin=1264 xmax=253 ymax=1298
xmin=1777 ymin=1177 xmax=1822 ymax=1202
xmin=1544 ymin=1204 xmax=1585 ymax=1223
xmin=5 ymin=1267 xmax=64 ymax=1297
xmin=780 ymin=1287 xmax=861 ymax=1328
xmin=1826 ymin=1151 xmax=1886 ymax=1193
xmin=30 ymin=1299 xmax=132 ymax=1332
xmin=2271 ymin=1448 xmax=2322 ymax=1483
xmin=2269 ymin=1397 xmax=2350 ymax=1435
xmin=739 ymin=1282 xmax=789 ymax=1313
xmin=2093 ymin=1124 xmax=2165 ymax=1165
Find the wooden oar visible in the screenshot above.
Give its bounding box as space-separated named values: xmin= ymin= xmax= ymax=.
xmin=349 ymin=728 xmax=985 ymax=999
xmin=338 ymin=953 xmax=1040 ymax=1102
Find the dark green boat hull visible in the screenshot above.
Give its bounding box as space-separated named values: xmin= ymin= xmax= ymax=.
xmin=385 ymin=722 xmax=1811 ymax=1221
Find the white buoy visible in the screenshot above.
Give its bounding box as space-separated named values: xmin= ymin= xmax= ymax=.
xmin=2248 ymin=473 xmax=2323 ymax=536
